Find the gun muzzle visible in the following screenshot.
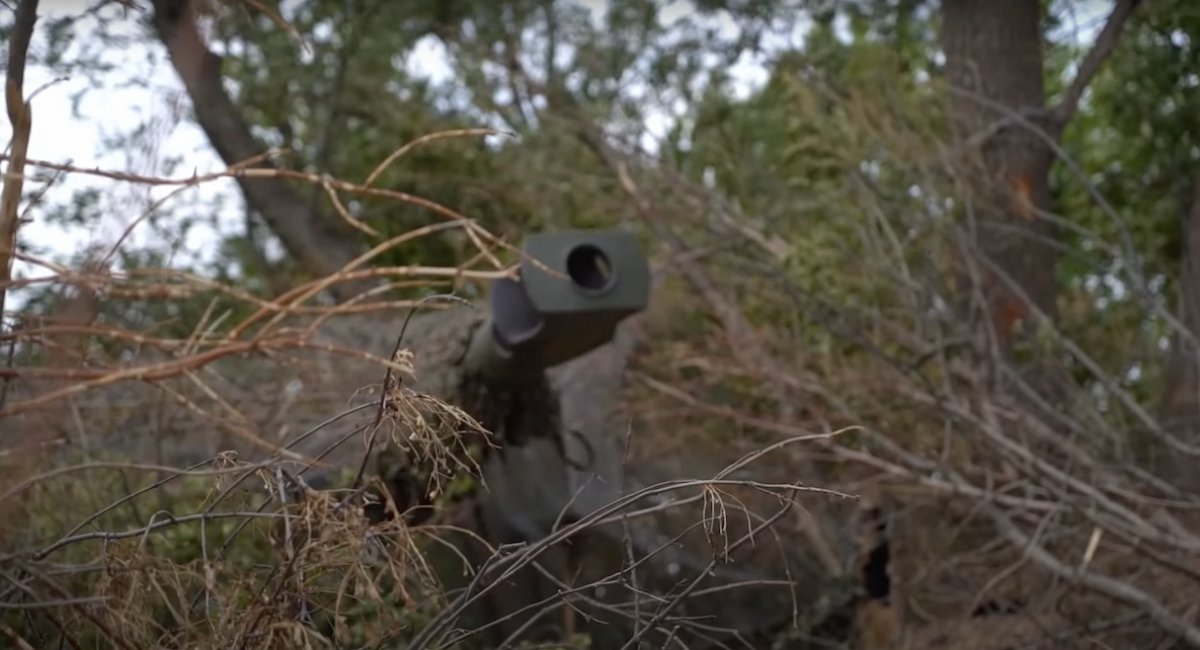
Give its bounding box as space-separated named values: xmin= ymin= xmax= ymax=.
xmin=464 ymin=229 xmax=650 ymax=377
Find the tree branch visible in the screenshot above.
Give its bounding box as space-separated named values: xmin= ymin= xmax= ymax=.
xmin=3 ymin=0 xmax=36 ymax=122
xmin=1157 ymin=167 xmax=1200 ymax=485
xmin=1051 ymin=0 xmax=1141 ymax=129
xmin=0 ymin=0 xmax=39 ymax=321
xmin=985 ymin=504 xmax=1200 ymax=647
xmin=148 ymin=0 xmax=373 ymax=302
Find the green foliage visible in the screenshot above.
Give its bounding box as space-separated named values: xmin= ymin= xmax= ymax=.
xmin=1058 ymin=0 xmax=1200 ymax=279
xmin=1050 ymin=0 xmax=1200 ymax=397
xmin=669 ymin=12 xmax=948 ymax=360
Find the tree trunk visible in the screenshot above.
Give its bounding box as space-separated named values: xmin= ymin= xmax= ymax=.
xmin=1158 ymin=177 xmax=1200 ymax=490
xmin=149 ymin=0 xmax=371 ymax=302
xmin=941 ymin=0 xmax=1058 ymax=346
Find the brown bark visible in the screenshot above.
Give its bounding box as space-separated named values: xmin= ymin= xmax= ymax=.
xmin=940 ymin=0 xmax=1140 ymax=348
xmin=149 ymin=0 xmax=371 ymax=302
xmin=0 ymin=0 xmax=38 ymax=324
xmin=1158 ymin=176 xmax=1200 ymax=484
xmin=0 ymin=0 xmax=39 ymax=531
xmin=941 ymin=0 xmax=1058 ymax=345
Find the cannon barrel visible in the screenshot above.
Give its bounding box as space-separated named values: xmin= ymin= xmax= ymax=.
xmin=462 ymin=229 xmax=650 ymax=380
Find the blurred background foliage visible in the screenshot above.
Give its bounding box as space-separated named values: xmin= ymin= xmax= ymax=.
xmin=9 ymin=0 xmax=1197 ymax=451
xmin=3 ymin=0 xmax=1195 ymax=490
xmin=5 ymin=0 xmax=1200 ymax=645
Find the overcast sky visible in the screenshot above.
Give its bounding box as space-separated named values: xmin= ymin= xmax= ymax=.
xmin=0 ymin=5 xmax=222 ymax=314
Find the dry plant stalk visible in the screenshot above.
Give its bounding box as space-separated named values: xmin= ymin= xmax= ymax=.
xmin=0 ymin=98 xmax=854 ymax=647
xmin=608 ymin=67 xmax=1200 ymax=649
xmin=0 ymin=0 xmax=38 ymax=319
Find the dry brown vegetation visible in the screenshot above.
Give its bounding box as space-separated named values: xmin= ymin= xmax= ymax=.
xmin=0 ymin=121 xmax=857 ymax=648
xmin=4 ymin=1 xmax=1200 ymax=649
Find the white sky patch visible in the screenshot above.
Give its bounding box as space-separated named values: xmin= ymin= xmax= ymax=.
xmin=2 ymin=7 xmax=241 ymax=311
xmin=406 ymin=36 xmax=456 ymax=85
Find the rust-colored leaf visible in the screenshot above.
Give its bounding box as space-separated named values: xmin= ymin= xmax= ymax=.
xmin=1010 ymin=172 xmax=1036 ymax=221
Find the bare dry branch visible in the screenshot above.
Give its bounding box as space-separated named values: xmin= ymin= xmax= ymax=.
xmin=1052 ymin=0 xmax=1142 ymax=129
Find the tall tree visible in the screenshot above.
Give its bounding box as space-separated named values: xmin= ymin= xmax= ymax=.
xmin=940 ymin=0 xmax=1139 ymax=351
xmin=1132 ymin=1 xmax=1200 ymax=483
xmin=149 ymin=0 xmax=372 ymax=301
xmin=1163 ymin=170 xmax=1200 ymax=485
